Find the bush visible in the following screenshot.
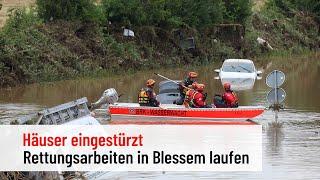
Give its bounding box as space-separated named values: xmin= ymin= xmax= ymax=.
xmin=102 ymin=0 xmax=230 ymax=28
xmin=292 ymin=0 xmax=320 ymax=23
xmin=224 ymin=0 xmax=252 ymax=24
xmin=0 ymin=8 xmax=43 ymax=85
xmin=102 ymin=0 xmax=147 ymax=26
xmin=172 ymin=0 xmax=225 ymax=28
xmin=0 ymin=9 xmax=81 ymax=85
xmin=3 ymin=7 xmax=42 ymax=32
xmin=36 ymin=0 xmax=105 ymax=23
xmin=271 ymin=0 xmax=320 ymax=22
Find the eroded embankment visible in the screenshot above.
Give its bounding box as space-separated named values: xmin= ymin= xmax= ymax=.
xmin=0 ymin=0 xmax=319 ymax=88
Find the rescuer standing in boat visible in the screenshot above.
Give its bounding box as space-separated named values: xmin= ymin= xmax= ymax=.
xmin=185 ymin=83 xmax=210 ymax=108
xmin=183 ymin=82 xmax=198 ymax=108
xmin=214 ymin=83 xmax=239 ymax=108
xmin=175 ymin=71 xmax=198 ymax=105
xmin=138 ymin=79 xmax=160 ymax=107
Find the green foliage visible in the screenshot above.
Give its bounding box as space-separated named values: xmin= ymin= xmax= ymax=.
xmin=224 ymin=0 xmax=252 ymax=24
xmin=0 ymin=0 xmax=318 ymax=88
xmin=102 ymin=0 xmax=146 ymax=26
xmin=102 ymin=0 xmax=248 ymax=28
xmin=0 ymin=9 xmax=82 ymax=85
xmin=170 ymin=0 xmax=225 ymax=28
xmin=292 ymin=0 xmax=320 ymax=23
xmin=33 ymin=0 xmax=253 ymax=28
xmin=248 ymin=0 xmax=319 ymax=56
xmin=36 ymin=0 xmax=105 ymax=23
xmin=103 ymin=34 xmax=143 ymax=68
xmin=270 ymin=0 xmax=320 ymax=21
xmin=146 ymin=0 xmax=173 ymax=26
xmin=3 ymin=8 xmax=42 ymax=32
xmin=102 ymin=0 xmax=181 ymax=27
xmin=0 ymin=8 xmax=43 ymax=85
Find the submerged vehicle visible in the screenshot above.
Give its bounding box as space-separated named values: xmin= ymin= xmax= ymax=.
xmin=215 ymin=59 xmax=262 ymax=91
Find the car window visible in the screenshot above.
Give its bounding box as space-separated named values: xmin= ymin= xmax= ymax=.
xmin=222 ymin=63 xmax=254 ymax=73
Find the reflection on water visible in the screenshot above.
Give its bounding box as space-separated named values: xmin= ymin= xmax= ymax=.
xmin=0 ymin=54 xmax=320 ymax=179
xmin=266 ymin=122 xmax=284 ymax=155
xmin=0 ymin=103 xmax=41 ymax=124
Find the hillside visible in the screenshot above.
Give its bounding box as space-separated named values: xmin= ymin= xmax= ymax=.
xmin=0 ymin=0 xmax=319 ymax=87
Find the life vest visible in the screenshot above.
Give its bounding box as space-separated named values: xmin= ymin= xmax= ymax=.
xmin=138 ymin=88 xmax=159 ymax=107
xmin=190 ymin=91 xmax=206 ymax=108
xmin=185 ymin=89 xmax=196 ymax=102
xmin=223 ymin=91 xmax=238 ymax=108
xmin=179 ymin=78 xmax=196 ymax=95
xmin=183 ymin=89 xmax=196 ymax=107
xmin=138 ymin=88 xmax=150 ymax=105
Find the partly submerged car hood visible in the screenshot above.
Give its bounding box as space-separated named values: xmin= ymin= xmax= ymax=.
xmin=219 ymin=72 xmax=256 ymax=91
xmin=219 ymin=71 xmax=257 ymax=79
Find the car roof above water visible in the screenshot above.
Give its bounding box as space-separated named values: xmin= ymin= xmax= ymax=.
xmin=223 ymin=59 xmax=253 ymax=64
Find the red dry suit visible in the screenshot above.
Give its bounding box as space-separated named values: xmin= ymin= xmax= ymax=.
xmin=190 ymin=91 xmax=207 ymax=108
xmin=222 ymin=90 xmax=239 ymax=108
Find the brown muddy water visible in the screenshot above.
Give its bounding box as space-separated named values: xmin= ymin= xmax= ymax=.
xmin=0 ymin=54 xmax=320 ymax=179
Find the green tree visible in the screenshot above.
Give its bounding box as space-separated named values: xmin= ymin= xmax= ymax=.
xmin=102 ymin=0 xmax=147 ymax=26
xmin=143 ymin=0 xmax=172 ymax=26
xmin=102 ymin=0 xmax=225 ymax=28
xmin=36 ymin=0 xmax=104 ymax=23
xmin=224 ymin=0 xmax=252 ymax=24
xmin=291 ymin=0 xmax=320 ymax=22
xmin=181 ymin=0 xmax=225 ymax=28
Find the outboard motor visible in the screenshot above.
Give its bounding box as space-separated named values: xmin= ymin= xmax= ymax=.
xmin=157 ymin=80 xmax=181 ymax=104
xmin=91 ymin=88 xmax=119 ymax=110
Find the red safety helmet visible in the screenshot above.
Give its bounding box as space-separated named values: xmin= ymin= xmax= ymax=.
xmin=223 ymin=83 xmax=231 ymax=90
xmin=195 ymin=83 xmax=205 ymax=92
xmin=191 ymin=82 xmax=198 ymax=89
xmin=146 ymin=79 xmax=156 ymax=87
xmin=188 ymin=72 xmax=198 ymax=78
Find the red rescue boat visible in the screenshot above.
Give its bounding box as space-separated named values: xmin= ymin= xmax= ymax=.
xmin=109 ymin=103 xmax=264 ymax=125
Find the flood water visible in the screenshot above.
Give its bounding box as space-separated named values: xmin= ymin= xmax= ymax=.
xmin=0 ymin=54 xmax=319 ymax=179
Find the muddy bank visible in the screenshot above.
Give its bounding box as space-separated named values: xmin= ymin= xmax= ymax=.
xmin=0 ymin=1 xmax=319 ymax=88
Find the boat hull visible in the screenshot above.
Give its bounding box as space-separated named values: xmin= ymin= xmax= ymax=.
xmin=109 ymin=103 xmax=264 ymax=124
xmin=109 ymin=119 xmax=257 ymax=125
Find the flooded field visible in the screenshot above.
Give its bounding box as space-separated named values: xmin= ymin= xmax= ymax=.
xmin=0 ymin=54 xmax=319 ymax=179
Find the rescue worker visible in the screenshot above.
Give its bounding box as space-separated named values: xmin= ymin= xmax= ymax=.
xmin=138 ymin=79 xmax=160 ymax=107
xmin=175 ymin=71 xmax=198 ymax=105
xmin=222 ymin=83 xmax=238 ymax=108
xmin=183 ymin=82 xmax=198 ymax=108
xmin=214 ymin=83 xmax=238 ymax=108
xmin=185 ymin=83 xmax=210 ymax=108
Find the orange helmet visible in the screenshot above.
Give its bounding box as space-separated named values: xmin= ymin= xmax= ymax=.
xmin=224 ymin=83 xmax=231 ymax=90
xmin=191 ymin=82 xmax=198 ymax=89
xmin=146 ymin=79 xmax=156 ymax=86
xmin=188 ymin=71 xmax=198 ymax=78
xmin=195 ymin=83 xmax=205 ymax=91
